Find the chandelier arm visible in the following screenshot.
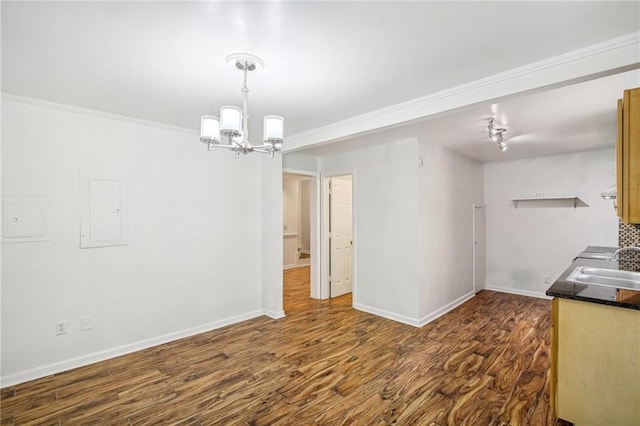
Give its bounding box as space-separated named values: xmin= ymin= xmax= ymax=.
xmin=228 ymin=134 xmax=243 ymax=148
xmin=206 ymin=143 xmax=236 ymax=149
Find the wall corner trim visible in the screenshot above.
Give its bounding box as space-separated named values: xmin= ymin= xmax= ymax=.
xmin=0 ymin=309 xmax=266 ymax=388
xmin=485 ymin=285 xmax=552 ymax=300
xmin=417 ymin=291 xmax=475 ymax=328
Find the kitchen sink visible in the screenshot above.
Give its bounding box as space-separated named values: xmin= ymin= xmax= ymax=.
xmin=566 ymin=266 xmax=640 ymax=291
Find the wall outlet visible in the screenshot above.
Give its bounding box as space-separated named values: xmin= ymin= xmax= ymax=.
xmin=56 ymin=320 xmax=69 ymax=335
xmin=535 ymin=191 xmax=544 ymax=197
xmin=544 ymin=276 xmax=551 ymax=284
xmin=80 ymin=315 xmax=93 ymax=331
xmin=462 ymin=275 xmax=467 ymax=287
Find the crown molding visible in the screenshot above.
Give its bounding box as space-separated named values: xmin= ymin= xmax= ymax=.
xmin=1 ymin=93 xmax=199 ymax=135
xmin=284 ymin=31 xmax=640 ymax=153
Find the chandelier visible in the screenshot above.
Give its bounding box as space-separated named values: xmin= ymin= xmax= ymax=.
xmin=200 ymin=53 xmax=283 ymax=158
xmin=487 ymin=115 xmax=508 ymax=152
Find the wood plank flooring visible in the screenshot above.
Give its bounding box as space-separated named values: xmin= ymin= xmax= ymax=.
xmin=2 ymin=266 xmax=554 ymax=425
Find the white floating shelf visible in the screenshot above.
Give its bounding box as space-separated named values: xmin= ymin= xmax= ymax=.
xmin=511 ymin=196 xmax=588 ymax=209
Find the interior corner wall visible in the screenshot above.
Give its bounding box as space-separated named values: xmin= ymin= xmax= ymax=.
xmin=484 ymin=148 xmax=618 ymax=297
xmin=418 ymin=141 xmax=484 ymax=321
xmin=1 ymin=99 xmax=266 ymax=385
xmin=319 ymin=138 xmax=421 ymax=324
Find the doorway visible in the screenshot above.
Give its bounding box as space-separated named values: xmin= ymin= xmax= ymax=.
xmin=282 ymin=173 xmax=311 ymax=270
xmin=473 ymin=205 xmax=486 ymax=293
xmin=324 ymin=175 xmax=353 ymax=298
xmin=282 ymin=170 xmax=320 ymax=307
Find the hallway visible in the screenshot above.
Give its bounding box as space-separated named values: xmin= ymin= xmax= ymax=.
xmin=283 ymin=266 xmax=351 ymax=315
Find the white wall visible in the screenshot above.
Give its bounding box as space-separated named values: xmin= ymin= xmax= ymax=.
xmin=283 ymin=153 xmax=319 ymax=173
xmin=1 ymin=98 xmax=278 ymax=385
xmin=418 ymin=141 xmax=484 ymax=321
xmin=320 ymin=138 xmax=421 ymax=323
xmin=484 ymin=148 xmax=618 ymax=297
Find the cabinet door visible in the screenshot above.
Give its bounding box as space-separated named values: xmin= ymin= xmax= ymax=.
xmin=555 ymin=298 xmax=640 ymax=424
xmin=625 ymin=88 xmax=640 ymax=222
xmin=550 ymin=298 xmax=559 ymax=419
xmin=616 ymin=99 xmax=623 ymax=218
xmin=620 ymin=88 xmax=640 ymax=224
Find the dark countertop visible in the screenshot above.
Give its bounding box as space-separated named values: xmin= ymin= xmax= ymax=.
xmin=546 ymin=246 xmax=640 ymax=310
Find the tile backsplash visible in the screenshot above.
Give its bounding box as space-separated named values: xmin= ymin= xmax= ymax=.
xmin=618 ymin=221 xmax=640 ymax=270
xmin=619 ymin=221 xmax=640 ymax=246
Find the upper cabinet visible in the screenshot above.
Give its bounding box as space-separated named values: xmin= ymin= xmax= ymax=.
xmin=617 ymin=87 xmax=640 ymax=224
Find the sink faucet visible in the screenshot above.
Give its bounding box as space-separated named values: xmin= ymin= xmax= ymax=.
xmin=612 ymin=246 xmax=640 ymax=261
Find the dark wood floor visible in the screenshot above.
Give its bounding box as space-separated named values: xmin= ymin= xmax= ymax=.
xmin=1 ymin=266 xmax=554 ymax=425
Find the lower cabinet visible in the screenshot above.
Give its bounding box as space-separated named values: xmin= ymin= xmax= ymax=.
xmin=551 ymin=298 xmax=640 ymax=425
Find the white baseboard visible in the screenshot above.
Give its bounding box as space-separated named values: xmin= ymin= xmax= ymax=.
xmin=264 ymin=309 xmax=286 ymax=319
xmin=417 ymin=291 xmax=475 ymax=327
xmin=485 ymin=285 xmax=552 ymax=300
xmin=283 ymin=263 xmax=309 ymax=270
xmin=353 ymin=303 xmax=421 ymax=327
xmin=1 ymin=309 xmax=267 ymax=388
xmin=354 ymin=291 xmax=476 ymax=328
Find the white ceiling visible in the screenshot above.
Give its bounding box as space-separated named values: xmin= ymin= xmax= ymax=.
xmin=303 ymin=69 xmax=640 ymax=161
xmin=2 ymin=1 xmax=640 ymax=162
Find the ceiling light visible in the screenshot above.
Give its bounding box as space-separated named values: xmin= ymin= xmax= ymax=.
xmin=487 ymin=115 xmax=508 ymax=152
xmin=200 ymin=53 xmax=283 ymax=158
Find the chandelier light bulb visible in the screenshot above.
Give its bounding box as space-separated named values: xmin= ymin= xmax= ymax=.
xmin=220 ymin=106 xmax=243 ymax=136
xmin=200 ymin=116 xmax=220 ymax=144
xmin=263 ymin=115 xmax=284 ymax=143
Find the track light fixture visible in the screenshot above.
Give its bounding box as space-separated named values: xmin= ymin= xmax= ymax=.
xmin=487 ymin=115 xmax=508 ymax=152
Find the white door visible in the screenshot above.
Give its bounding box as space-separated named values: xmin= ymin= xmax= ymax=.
xmin=330 ymin=176 xmax=353 ymax=298
xmin=473 ymin=205 xmax=486 ymax=293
